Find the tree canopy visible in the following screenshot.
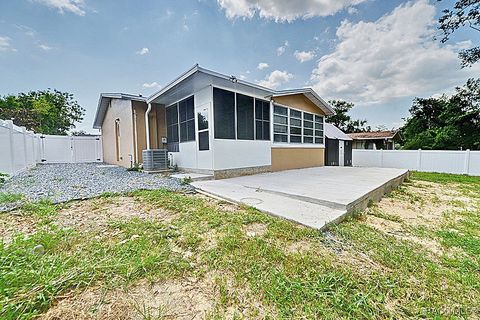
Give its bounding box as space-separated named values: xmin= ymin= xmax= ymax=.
xmin=0 ymin=89 xmax=85 ymax=135
xmin=438 ymin=0 xmax=480 ymax=67
xmin=326 ymin=100 xmax=371 ymax=133
xmin=402 ymin=78 xmax=480 ymax=150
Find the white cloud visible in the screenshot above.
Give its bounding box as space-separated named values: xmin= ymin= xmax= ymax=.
xmin=38 ymin=43 xmax=53 ymax=51
xmin=257 ymin=62 xmax=269 ymax=70
xmin=311 ymin=0 xmax=480 ymax=105
xmin=257 ymin=70 xmax=293 ymax=89
xmin=0 ymin=36 xmax=15 ymax=52
xmin=136 ymin=47 xmax=149 ymax=55
xmin=142 ymin=82 xmax=162 ymax=89
xmin=217 ymin=0 xmax=367 ymax=22
xmin=294 ymin=50 xmax=315 ymax=63
xmin=277 ymin=40 xmax=289 ymax=56
xmin=33 ymin=0 xmax=86 ymax=16
xmin=347 ymin=7 xmax=358 ymax=15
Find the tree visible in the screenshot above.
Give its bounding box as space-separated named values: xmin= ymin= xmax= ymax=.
xmin=0 ymin=89 xmax=85 ymax=135
xmin=438 ymin=0 xmax=480 ymax=67
xmin=402 ymin=78 xmax=480 ymax=150
xmin=326 ymin=100 xmax=371 ymax=133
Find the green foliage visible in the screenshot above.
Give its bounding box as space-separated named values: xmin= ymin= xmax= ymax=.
xmin=0 ymin=172 xmax=8 ymax=185
xmin=181 ymin=176 xmax=193 ymax=185
xmin=438 ymin=0 xmax=480 ymax=67
xmin=127 ymin=162 xmax=142 ymax=172
xmin=326 ymin=100 xmax=371 ymax=133
xmin=402 ymin=78 xmax=480 ymax=150
xmin=0 ymin=89 xmax=85 ymax=135
xmin=0 ymin=193 xmax=23 ymax=204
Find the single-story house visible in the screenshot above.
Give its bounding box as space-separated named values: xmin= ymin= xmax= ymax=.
xmin=324 ymin=123 xmax=353 ymax=166
xmin=348 ymin=130 xmax=402 ymax=150
xmin=93 ymin=64 xmax=335 ymax=178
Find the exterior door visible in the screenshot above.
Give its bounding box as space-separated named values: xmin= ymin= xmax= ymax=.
xmin=344 ymin=140 xmax=352 ymax=166
xmin=339 ymin=141 xmax=345 ymax=167
xmin=325 ymin=138 xmax=339 ymax=166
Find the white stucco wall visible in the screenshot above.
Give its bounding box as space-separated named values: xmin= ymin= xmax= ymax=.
xmin=212 ymin=140 xmax=271 ymax=170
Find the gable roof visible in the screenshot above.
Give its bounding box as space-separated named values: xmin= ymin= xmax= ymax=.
xmin=324 ymin=123 xmax=352 ymax=140
xmin=348 ymin=130 xmax=400 ymax=140
xmin=93 ymin=93 xmax=146 ymax=129
xmin=93 ymin=65 xmax=335 ymax=129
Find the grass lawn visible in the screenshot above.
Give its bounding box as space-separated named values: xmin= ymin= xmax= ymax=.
xmin=1 ymin=172 xmax=479 ymax=319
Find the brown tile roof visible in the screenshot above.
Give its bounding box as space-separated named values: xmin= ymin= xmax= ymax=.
xmin=348 ymin=130 xmax=399 ymax=140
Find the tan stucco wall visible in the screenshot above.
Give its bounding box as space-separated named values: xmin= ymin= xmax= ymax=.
xmin=271 ymin=147 xmax=325 ymax=171
xmin=101 ymin=99 xmax=134 ymax=168
xmin=273 ymin=94 xmax=327 ymax=116
xmin=133 ymin=102 xmax=167 ymax=163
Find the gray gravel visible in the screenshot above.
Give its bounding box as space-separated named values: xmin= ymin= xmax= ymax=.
xmin=0 ymin=163 xmax=191 ymax=211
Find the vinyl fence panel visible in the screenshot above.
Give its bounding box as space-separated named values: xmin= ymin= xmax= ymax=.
xmin=353 ymin=149 xmax=480 ymax=176
xmin=0 ymin=118 xmax=102 ymax=176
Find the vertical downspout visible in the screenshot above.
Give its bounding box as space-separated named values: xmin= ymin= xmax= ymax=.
xmin=145 ymin=102 xmax=152 ymax=150
xmin=132 ymin=108 xmax=138 ymax=163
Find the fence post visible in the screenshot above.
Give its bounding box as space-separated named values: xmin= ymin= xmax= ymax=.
xmin=380 ymin=149 xmax=384 ymax=167
xmin=21 ymin=126 xmax=28 ymax=170
xmin=464 ymin=149 xmax=471 ymax=175
xmin=6 ymin=120 xmax=16 ymax=175
xmin=417 ymin=149 xmax=422 ymax=171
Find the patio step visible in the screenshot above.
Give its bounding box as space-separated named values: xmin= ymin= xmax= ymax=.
xmin=192 ymin=180 xmax=347 ymax=230
xmin=171 ymin=172 xmax=214 ymax=182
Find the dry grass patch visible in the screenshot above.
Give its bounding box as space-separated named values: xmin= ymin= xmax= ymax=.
xmin=40 ymin=277 xmax=215 ymax=320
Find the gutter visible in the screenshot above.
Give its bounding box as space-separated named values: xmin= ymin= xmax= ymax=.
xmin=145 ymin=103 xmax=152 ymax=150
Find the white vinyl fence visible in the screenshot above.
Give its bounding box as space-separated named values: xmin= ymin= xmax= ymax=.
xmin=0 ymin=119 xmax=102 ymax=176
xmin=353 ymin=149 xmax=480 ymax=176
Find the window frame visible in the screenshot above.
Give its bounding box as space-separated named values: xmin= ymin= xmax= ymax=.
xmin=166 ymin=94 xmax=196 ymax=150
xmin=272 ymin=102 xmax=325 ymax=146
xmin=212 ymin=86 xmax=271 ymax=142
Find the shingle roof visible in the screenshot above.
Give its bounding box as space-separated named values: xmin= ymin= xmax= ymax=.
xmin=348 ymin=130 xmax=399 ymax=140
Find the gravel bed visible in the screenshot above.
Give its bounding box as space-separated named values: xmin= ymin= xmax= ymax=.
xmin=0 ymin=163 xmax=191 ymax=212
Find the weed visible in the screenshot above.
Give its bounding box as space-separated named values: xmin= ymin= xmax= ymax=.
xmin=0 ymin=193 xmax=23 ymax=204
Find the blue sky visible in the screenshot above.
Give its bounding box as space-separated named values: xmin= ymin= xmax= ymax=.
xmin=0 ymin=0 xmax=479 ymax=133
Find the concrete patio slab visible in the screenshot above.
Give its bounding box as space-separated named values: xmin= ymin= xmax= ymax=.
xmin=192 ymin=167 xmax=408 ymax=230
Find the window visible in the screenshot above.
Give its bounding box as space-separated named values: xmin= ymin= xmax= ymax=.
xmin=236 ymin=93 xmax=254 ymax=140
xmin=314 ymin=114 xmax=324 ymax=144
xmin=303 ymin=112 xmax=314 ymax=143
xmin=179 ymin=96 xmax=195 ymax=142
xmin=272 ymin=105 xmax=324 ymax=145
xmin=166 ymin=104 xmax=179 ymax=151
xmin=274 ymin=105 xmax=288 ymax=142
xmin=198 ymin=105 xmax=209 ymax=151
xmin=289 ymin=109 xmax=302 ymax=143
xmin=214 ymin=88 xmax=235 ymax=139
xmin=255 ymin=99 xmax=270 ymax=141
xmin=114 ymin=119 xmax=121 ymax=161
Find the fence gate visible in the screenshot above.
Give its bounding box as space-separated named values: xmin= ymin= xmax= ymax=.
xmin=41 ymin=135 xmax=102 ymax=163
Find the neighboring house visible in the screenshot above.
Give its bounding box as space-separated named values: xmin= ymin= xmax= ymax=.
xmin=324 ymin=123 xmax=353 ymax=166
xmin=93 ymin=64 xmax=335 ymax=178
xmin=348 ymin=130 xmax=402 ymax=150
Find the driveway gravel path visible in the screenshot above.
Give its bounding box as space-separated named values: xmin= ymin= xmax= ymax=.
xmin=0 ymin=163 xmax=189 ymax=211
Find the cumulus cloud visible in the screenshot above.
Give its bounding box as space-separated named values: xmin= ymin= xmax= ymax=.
xmin=257 ymin=70 xmax=293 ymax=89
xmin=257 ymin=62 xmax=269 ymax=70
xmin=277 ymin=40 xmax=289 ymax=56
xmin=217 ymin=0 xmax=367 ymax=22
xmin=38 ymin=43 xmax=53 ymax=51
xmin=136 ymin=47 xmax=149 ymax=55
xmin=33 ymin=0 xmax=86 ymax=16
xmin=311 ymin=0 xmax=480 ymax=105
xmin=142 ymin=82 xmax=162 ymax=89
xmin=0 ymin=36 xmax=15 ymax=52
xmin=294 ymin=50 xmax=315 ymax=63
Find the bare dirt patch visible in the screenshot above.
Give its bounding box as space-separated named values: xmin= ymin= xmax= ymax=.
xmin=0 ymin=212 xmax=38 ymax=245
xmin=55 ymin=196 xmax=177 ymax=233
xmin=40 ymin=277 xmax=215 ymax=320
xmin=243 ymin=222 xmax=268 ymax=238
xmin=285 ymin=240 xmax=313 ymax=254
